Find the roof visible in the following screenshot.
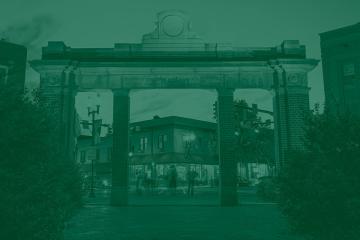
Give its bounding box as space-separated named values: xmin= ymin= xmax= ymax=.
xmin=40 ymin=9 xmax=307 ymax=62
xmin=320 ymin=22 xmax=360 ymax=39
xmin=40 ymin=42 xmax=306 ymax=61
xmin=130 ymin=152 xmax=218 ymax=165
xmin=77 ymin=116 xmax=216 ymax=144
xmin=130 ymin=116 xmax=217 ymax=131
xmin=0 ymin=40 xmax=27 ymax=65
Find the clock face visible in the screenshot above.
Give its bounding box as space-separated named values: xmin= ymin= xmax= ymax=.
xmin=162 ymin=15 xmax=184 ymax=37
xmin=289 ymin=74 xmax=298 ymax=84
xmin=288 ymin=73 xmax=306 ymax=86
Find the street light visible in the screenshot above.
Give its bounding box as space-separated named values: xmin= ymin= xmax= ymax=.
xmin=87 ymin=94 xmax=101 ymax=198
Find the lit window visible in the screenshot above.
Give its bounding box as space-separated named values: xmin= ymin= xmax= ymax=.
xmin=140 ymin=137 xmax=148 ymax=151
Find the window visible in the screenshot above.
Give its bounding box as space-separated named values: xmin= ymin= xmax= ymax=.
xmin=343 ymin=63 xmax=355 ymax=76
xmin=96 ymin=149 xmax=100 ymax=162
xmin=107 ymin=147 xmax=112 ymax=162
xmin=182 ymin=135 xmax=187 ymax=144
xmin=158 ymin=134 xmax=167 ymax=150
xmin=198 ymin=137 xmax=202 ymax=149
xmin=0 ymin=68 xmax=7 ymax=85
xmin=80 ymin=151 xmax=86 ymax=164
xmin=140 ymin=137 xmax=148 ymax=152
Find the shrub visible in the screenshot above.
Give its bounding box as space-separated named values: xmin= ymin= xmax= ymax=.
xmin=257 ymin=176 xmax=279 ymax=202
xmin=0 ymin=88 xmax=82 ymax=240
xmin=278 ymin=111 xmax=360 ymax=240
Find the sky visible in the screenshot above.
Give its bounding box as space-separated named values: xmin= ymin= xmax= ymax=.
xmin=1 ymin=0 xmax=360 ymax=125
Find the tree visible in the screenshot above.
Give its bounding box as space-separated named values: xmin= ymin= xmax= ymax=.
xmin=233 ymin=100 xmax=275 ymax=174
xmin=213 ymin=99 xmax=275 ymax=179
xmin=0 ymin=87 xmax=82 ymax=240
xmin=278 ymin=107 xmax=360 ymax=240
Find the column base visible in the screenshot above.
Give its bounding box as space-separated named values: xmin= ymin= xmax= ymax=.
xmin=110 ymin=186 xmax=128 ymax=206
xmin=220 ymin=186 xmax=238 ymax=206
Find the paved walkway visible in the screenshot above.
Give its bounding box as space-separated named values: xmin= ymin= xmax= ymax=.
xmin=64 ymin=187 xmax=303 ymax=240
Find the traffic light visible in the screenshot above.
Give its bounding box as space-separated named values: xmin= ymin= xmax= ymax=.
xmin=107 ymin=126 xmax=113 ymax=135
xmin=213 ymin=101 xmax=218 ymax=120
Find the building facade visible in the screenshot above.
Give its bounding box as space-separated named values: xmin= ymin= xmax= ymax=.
xmin=320 ymin=23 xmax=360 ymax=116
xmin=77 ymin=116 xmax=273 ymax=188
xmin=31 ymin=10 xmax=318 ymax=206
xmin=0 ymin=40 xmax=27 ymax=92
xmin=76 ymin=116 xmax=219 ymax=188
xmin=129 ymin=116 xmax=219 ymax=186
xmin=76 ymin=135 xmax=113 ymax=189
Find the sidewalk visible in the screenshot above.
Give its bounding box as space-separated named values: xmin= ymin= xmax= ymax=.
xmin=84 ymin=186 xmax=269 ymax=206
xmin=64 ymin=187 xmax=303 ymax=240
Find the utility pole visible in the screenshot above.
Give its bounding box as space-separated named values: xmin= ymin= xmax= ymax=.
xmin=81 ymin=108 xmax=112 ymax=195
xmin=87 ymin=104 xmax=100 ymax=197
xmin=83 ymin=105 xmax=110 ymax=198
xmin=81 ymin=116 xmax=112 ymax=197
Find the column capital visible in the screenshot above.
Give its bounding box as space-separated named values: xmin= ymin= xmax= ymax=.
xmin=216 ymin=88 xmax=234 ymax=97
xmin=113 ymin=89 xmax=130 ymax=96
xmin=278 ymin=86 xmax=310 ymax=95
xmin=269 ymin=61 xmax=315 ymax=88
xmin=269 ymin=59 xmax=319 ymax=73
xmin=40 ymin=71 xmax=64 ymax=87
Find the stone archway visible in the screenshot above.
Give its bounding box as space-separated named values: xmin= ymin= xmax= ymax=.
xmin=30 ymin=10 xmax=318 ymax=206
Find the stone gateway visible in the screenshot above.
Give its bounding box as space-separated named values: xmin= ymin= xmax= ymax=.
xmin=30 ymin=10 xmax=318 ymax=206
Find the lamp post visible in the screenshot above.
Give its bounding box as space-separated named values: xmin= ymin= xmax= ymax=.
xmin=88 ymin=103 xmax=100 ymax=198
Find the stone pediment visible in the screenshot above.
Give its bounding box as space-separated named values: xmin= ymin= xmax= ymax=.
xmin=141 ymin=10 xmax=206 ymax=51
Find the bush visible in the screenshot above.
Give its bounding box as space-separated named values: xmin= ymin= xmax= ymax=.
xmin=257 ymin=176 xmax=279 ymax=202
xmin=0 ymin=88 xmax=82 ymax=240
xmin=278 ymin=111 xmax=360 ymax=240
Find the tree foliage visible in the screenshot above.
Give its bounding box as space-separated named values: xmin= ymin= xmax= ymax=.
xmin=233 ymin=100 xmax=274 ymax=166
xmin=278 ymin=107 xmax=360 ymax=240
xmin=0 ymin=87 xmax=82 ymax=240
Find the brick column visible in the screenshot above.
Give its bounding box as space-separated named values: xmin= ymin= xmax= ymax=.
xmin=272 ymin=65 xmax=310 ymax=170
xmin=39 ymin=68 xmax=77 ymax=160
xmin=217 ymin=88 xmax=238 ymax=206
xmin=111 ymin=89 xmax=130 ymax=206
